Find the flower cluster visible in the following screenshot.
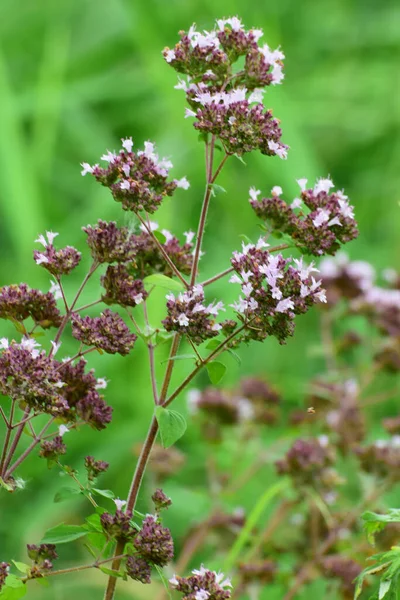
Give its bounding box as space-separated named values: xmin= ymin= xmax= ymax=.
xmin=229 ymin=240 xmax=326 ymax=344
xmin=39 ymin=436 xmax=66 ymax=461
xmin=134 ymin=222 xmax=194 ymax=278
xmin=275 ymin=438 xmax=336 ymax=489
xmin=83 ymin=220 xmax=137 ymax=264
xmin=250 ymin=179 xmax=358 ymax=256
xmin=27 ymin=544 xmax=58 ymax=573
xmin=354 ymin=438 xmax=400 ymax=480
xmin=0 ymin=283 xmax=62 ymax=329
xmin=133 ymin=514 xmax=174 ymax=567
xmin=100 ymin=509 xmax=135 ymax=541
xmin=0 ymin=341 xmax=68 ymax=415
xmin=34 ymin=231 xmax=81 ymax=275
xmin=152 ymin=488 xmax=172 ymax=512
xmin=56 ymin=358 xmax=113 ymax=430
xmin=81 ymin=139 xmax=189 ymax=214
xmin=170 ymin=565 xmax=232 ymax=600
xmin=101 ymin=264 xmax=147 ymax=307
xmin=188 ymin=376 xmax=280 ymax=430
xmin=164 ymin=18 xmax=288 ymax=158
xmin=71 ymin=309 xmax=137 ymax=355
xmin=319 ymin=252 xmax=375 ymax=303
xmin=126 ymin=555 xmax=152 ymax=584
xmin=162 ymin=285 xmax=225 ymax=344
xmin=84 ymin=455 xmax=109 ymax=481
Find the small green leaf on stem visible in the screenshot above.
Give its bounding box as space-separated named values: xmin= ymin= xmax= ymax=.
xmin=160 ymin=354 xmax=197 ymax=364
xmin=155 ymin=407 xmax=187 ymax=449
xmin=53 ymin=487 xmax=81 ymax=503
xmin=92 ymin=488 xmax=115 ymax=500
xmin=0 ymin=575 xmax=26 ymax=599
xmin=153 ymin=230 xmax=167 ymax=244
xmin=143 ymin=274 xmax=184 ymax=291
xmin=206 ymin=361 xmax=227 ymax=385
xmin=209 ymin=183 xmax=226 ymax=197
xmin=41 ymin=523 xmax=88 ymax=544
xmin=11 ymin=563 xmax=30 ymax=575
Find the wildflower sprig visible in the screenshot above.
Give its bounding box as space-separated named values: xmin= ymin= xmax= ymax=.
xmin=0 ymin=15 xmax=361 ymax=600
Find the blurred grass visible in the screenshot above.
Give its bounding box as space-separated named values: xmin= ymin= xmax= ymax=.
xmin=0 ymin=0 xmax=399 ymax=598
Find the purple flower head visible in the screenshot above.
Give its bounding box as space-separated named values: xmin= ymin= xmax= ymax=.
xmin=170 ymin=565 xmax=232 ymax=599
xmin=81 ymin=139 xmax=188 ymax=214
xmin=83 ymin=220 xmax=138 ymax=264
xmin=229 ymin=241 xmax=326 ymax=344
xmin=100 ymin=509 xmax=135 ymax=541
xmin=126 ymin=555 xmax=152 ymax=584
xmin=34 ymin=231 xmax=81 ymax=275
xmin=354 ymin=438 xmax=400 ymax=480
xmin=275 ymin=437 xmax=336 ymax=489
xmin=76 ymin=389 xmax=113 ymax=430
xmin=133 ymin=515 xmax=174 ymax=567
xmin=164 ymin=19 xmax=287 ymax=158
xmin=84 ymin=455 xmax=109 ymax=481
xmin=151 ymin=488 xmax=172 ymax=512
xmin=162 ymin=285 xmax=225 ymax=344
xmin=39 ymin=436 xmax=66 ymax=461
xmin=27 ymin=544 xmax=58 ymax=565
xmin=101 ymin=264 xmax=147 ymax=307
xmin=250 ymin=178 xmax=358 ymax=256
xmin=0 ymin=342 xmax=68 ymax=416
xmin=134 ymin=222 xmax=194 ymax=278
xmin=0 ymin=284 xmax=62 ymax=329
xmin=71 ymin=309 xmax=137 ymax=355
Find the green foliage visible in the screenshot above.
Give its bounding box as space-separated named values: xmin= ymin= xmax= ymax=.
xmin=40 ymin=524 xmax=88 ymax=545
xmin=143 ymin=274 xmax=184 ymax=291
xmin=155 ymin=406 xmax=187 ymax=448
xmin=206 ymin=361 xmax=227 ymax=384
xmin=363 ymin=510 xmax=400 ymax=545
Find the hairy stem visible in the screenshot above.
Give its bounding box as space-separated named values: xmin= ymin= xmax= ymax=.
xmin=5 ymin=417 xmax=55 ymax=477
xmin=0 ymin=400 xmax=16 ymax=476
xmin=2 ymin=406 xmax=29 ymax=474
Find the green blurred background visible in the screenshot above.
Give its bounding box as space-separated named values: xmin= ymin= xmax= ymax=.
xmin=0 ymin=0 xmax=399 ymax=598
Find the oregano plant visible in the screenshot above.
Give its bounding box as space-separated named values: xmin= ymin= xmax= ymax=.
xmin=4 ymin=15 xmax=398 ymax=600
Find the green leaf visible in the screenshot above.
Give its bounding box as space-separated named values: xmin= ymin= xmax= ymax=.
xmin=98 ymin=566 xmax=124 ymax=578
xmin=379 ymin=580 xmax=392 ymax=599
xmin=153 ymin=230 xmax=167 ymax=244
xmin=86 ymin=532 xmax=108 ymax=551
xmin=209 ymin=183 xmax=227 ymax=196
xmin=41 ymin=523 xmax=88 ymax=544
xmin=155 ymin=407 xmax=187 ymax=448
xmin=143 ymin=274 xmax=184 ymax=292
xmin=11 ymin=563 xmax=30 ymax=575
xmin=85 ymin=513 xmax=103 ymax=532
xmin=206 ymin=338 xmax=222 ymax=350
xmin=362 ymin=510 xmax=400 ymax=545
xmin=0 ymin=477 xmax=14 ymax=492
xmin=53 ymin=486 xmax=80 ymax=503
xmin=206 ymin=361 xmax=227 ymax=385
xmin=161 ymin=354 xmax=197 ymax=364
xmin=92 ymin=488 xmax=115 ymax=500
xmin=239 ymin=234 xmax=252 ymax=245
xmin=155 ymin=329 xmax=174 ymax=345
xmin=227 ymin=349 xmax=241 ymax=365
xmin=233 ymin=153 xmax=247 ymax=165
xmin=0 ymin=575 xmax=26 ymax=599
xmin=154 ymin=565 xmax=172 ymax=600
